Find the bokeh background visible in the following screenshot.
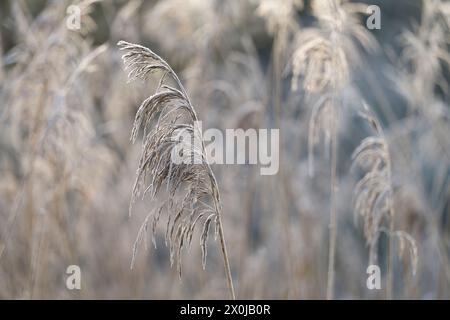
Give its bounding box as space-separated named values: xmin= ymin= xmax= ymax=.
xmin=0 ymin=0 xmax=449 ymax=299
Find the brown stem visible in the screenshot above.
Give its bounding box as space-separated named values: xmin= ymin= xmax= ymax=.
xmin=326 ymin=88 xmax=338 ymax=300
xmin=386 ymin=208 xmax=395 ymax=299
xmin=217 ymin=213 xmax=236 ymax=300
xmin=210 ymin=177 xmax=235 ymax=300
xmin=326 ymin=127 xmax=338 ymax=299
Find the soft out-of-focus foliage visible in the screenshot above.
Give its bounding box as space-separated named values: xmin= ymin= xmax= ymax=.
xmin=0 ymin=0 xmax=449 ymax=299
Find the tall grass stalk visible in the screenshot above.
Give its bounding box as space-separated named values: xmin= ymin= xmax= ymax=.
xmin=118 ymin=41 xmax=235 ymax=299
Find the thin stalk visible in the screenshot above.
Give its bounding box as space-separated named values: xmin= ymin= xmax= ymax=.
xmin=273 ymin=24 xmax=297 ymax=297
xmin=386 ymin=205 xmax=395 ymax=299
xmin=326 ymin=98 xmax=338 ymax=300
xmin=217 ymin=212 xmax=236 ymax=300
xmin=327 ymin=17 xmax=339 ymax=297
xmin=211 ymin=175 xmax=236 ymax=300
xmin=385 ymin=139 xmax=394 ymax=300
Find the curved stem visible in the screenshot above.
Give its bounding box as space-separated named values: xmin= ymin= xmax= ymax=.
xmin=211 ymin=175 xmax=236 ymax=300
xmin=217 ymin=212 xmax=236 ymax=300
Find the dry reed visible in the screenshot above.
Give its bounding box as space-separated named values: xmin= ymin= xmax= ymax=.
xmin=118 ymin=41 xmax=235 ymax=299
xmin=352 ymin=105 xmax=418 ymax=298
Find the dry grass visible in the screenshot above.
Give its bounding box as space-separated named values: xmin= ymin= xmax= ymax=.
xmin=0 ymin=0 xmax=448 ymax=300
xmin=118 ymin=41 xmax=235 ymax=299
xmin=352 ymin=105 xmax=418 ymax=298
xmin=284 ymin=0 xmax=378 ymax=299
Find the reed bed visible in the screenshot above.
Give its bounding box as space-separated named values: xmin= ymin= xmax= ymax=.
xmin=0 ymin=0 xmax=448 ymax=299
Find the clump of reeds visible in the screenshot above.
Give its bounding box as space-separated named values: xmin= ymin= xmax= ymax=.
xmin=288 ymin=0 xmax=377 ymax=299
xmin=0 ymin=0 xmax=112 ymax=298
xmin=118 ymin=41 xmax=235 ymax=299
xmin=352 ymin=105 xmax=418 ymax=299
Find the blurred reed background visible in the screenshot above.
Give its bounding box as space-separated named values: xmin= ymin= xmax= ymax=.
xmin=0 ymin=0 xmax=449 ymax=299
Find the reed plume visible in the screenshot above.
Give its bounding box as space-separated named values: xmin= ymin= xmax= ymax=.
xmin=118 ymin=41 xmax=235 ymax=299
xmin=288 ymin=0 xmax=377 ymax=299
xmin=352 ymin=105 xmax=418 ymax=299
